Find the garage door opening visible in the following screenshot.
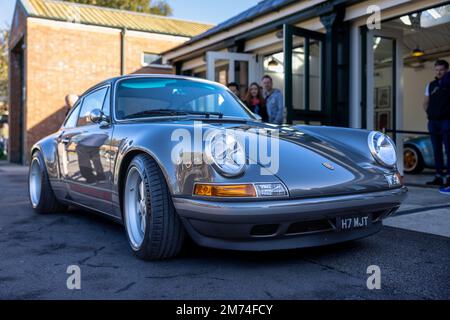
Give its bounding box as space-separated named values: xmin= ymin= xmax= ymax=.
xmin=9 ymin=39 xmax=25 ymax=164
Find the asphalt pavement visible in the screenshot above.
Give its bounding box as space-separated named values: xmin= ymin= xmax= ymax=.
xmin=0 ymin=162 xmax=449 ymax=300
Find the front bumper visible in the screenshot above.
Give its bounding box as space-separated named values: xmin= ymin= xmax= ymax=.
xmin=173 ymin=187 xmax=408 ymax=251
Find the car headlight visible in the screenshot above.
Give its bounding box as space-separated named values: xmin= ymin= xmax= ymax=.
xmin=205 ymin=132 xmax=246 ymax=177
xmin=368 ymin=131 xmax=397 ymax=167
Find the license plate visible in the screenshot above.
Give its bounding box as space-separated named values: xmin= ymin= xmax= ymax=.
xmin=339 ymin=215 xmax=371 ymax=231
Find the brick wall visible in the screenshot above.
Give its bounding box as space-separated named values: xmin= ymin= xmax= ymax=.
xmin=124 ymin=31 xmax=183 ymax=74
xmin=25 ymin=19 xmax=122 ymax=163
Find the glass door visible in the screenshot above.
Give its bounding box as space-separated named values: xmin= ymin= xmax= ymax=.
xmin=283 ymin=24 xmax=326 ymax=125
xmin=206 ymin=52 xmax=257 ymax=97
xmin=364 ymin=27 xmax=404 ymax=172
xmin=372 ymin=37 xmax=396 ymax=133
xmin=364 ymin=28 xmax=403 ymax=138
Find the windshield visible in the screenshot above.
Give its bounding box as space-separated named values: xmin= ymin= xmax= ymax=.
xmin=115 ymin=78 xmax=254 ymax=120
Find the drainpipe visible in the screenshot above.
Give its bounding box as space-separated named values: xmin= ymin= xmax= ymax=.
xmin=121 ymin=28 xmax=127 ymax=75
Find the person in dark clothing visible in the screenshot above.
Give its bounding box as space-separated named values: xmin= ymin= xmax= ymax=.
xmin=227 ymin=82 xmax=241 ymax=100
xmin=244 ymin=82 xmax=269 ymax=122
xmin=423 ymin=59 xmax=450 ymax=187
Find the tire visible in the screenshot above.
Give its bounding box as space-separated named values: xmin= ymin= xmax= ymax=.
xmin=29 ymin=151 xmax=68 ymax=214
xmin=404 ymin=146 xmax=425 ymax=174
xmin=123 ymin=154 xmax=185 ymax=260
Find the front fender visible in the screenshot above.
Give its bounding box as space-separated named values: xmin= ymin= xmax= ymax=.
xmin=295 ymin=125 xmax=393 ymax=170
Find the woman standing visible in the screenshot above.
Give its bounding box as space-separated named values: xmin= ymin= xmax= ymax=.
xmin=244 ymin=82 xmax=269 ymax=122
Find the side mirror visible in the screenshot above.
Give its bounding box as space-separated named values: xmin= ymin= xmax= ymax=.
xmin=89 ymin=109 xmax=109 ymax=124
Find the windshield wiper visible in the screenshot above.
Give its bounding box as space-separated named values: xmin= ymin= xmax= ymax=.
xmin=122 ymin=109 xmax=188 ymax=119
xmin=181 ymin=111 xmax=224 ymax=118
xmin=122 ymin=109 xmax=224 ymax=120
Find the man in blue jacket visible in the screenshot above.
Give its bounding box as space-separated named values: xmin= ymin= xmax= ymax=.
xmin=437 ymin=65 xmax=450 ymax=194
xmin=423 ymin=60 xmax=450 ymax=191
xmin=261 ymin=75 xmax=284 ymax=125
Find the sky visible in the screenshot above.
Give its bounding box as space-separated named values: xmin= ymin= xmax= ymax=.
xmin=0 ymin=0 xmax=259 ymax=29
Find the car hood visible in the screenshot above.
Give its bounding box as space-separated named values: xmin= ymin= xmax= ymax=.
xmin=201 ymin=121 xmax=391 ymax=198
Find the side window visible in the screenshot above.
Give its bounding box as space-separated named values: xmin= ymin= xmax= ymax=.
xmin=77 ymin=87 xmax=108 ymax=127
xmin=102 ymin=88 xmax=111 ymax=117
xmin=64 ymin=102 xmax=81 ymax=128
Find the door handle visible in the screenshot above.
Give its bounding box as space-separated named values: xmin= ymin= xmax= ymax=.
xmin=61 ymin=138 xmax=70 ymax=145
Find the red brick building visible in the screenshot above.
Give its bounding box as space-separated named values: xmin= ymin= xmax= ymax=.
xmin=8 ymin=0 xmax=213 ymax=164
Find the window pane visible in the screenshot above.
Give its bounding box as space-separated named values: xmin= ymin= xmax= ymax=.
xmin=309 ymin=41 xmax=322 ymax=112
xmin=292 ymin=46 xmax=305 ymax=111
xmin=78 ymin=88 xmax=108 ymax=127
xmin=143 ymin=53 xmax=162 ymax=66
xmin=215 ymin=60 xmax=229 ymax=85
xmin=64 ymin=103 xmax=81 ymax=128
xmin=102 ymin=88 xmax=111 ymax=117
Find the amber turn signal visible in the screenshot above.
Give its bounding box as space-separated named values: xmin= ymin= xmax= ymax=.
xmin=194 ymin=184 xmax=257 ymax=198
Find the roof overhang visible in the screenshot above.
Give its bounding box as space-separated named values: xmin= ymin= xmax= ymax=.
xmin=163 ymin=0 xmax=441 ymax=64
xmin=162 ymin=0 xmax=334 ymax=63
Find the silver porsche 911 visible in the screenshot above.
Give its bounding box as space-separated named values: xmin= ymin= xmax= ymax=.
xmin=28 ymin=75 xmax=407 ymax=260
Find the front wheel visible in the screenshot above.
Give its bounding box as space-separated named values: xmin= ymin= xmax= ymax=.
xmin=123 ymin=154 xmax=185 ymax=260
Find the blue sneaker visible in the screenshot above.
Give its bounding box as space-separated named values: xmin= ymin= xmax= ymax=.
xmin=439 ymin=187 xmax=450 ymax=195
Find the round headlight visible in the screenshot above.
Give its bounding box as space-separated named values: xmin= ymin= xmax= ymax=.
xmin=205 ymin=132 xmax=246 ymax=177
xmin=368 ymin=131 xmax=397 ymax=167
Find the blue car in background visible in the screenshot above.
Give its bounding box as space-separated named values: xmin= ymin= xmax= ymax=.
xmin=404 ymin=136 xmax=446 ymax=174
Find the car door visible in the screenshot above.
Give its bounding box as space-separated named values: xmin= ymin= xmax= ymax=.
xmin=55 ymin=100 xmax=82 ymax=200
xmin=59 ymin=86 xmax=114 ymax=215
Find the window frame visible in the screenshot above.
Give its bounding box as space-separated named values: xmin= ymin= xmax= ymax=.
xmin=141 ymin=52 xmax=172 ymax=70
xmin=62 ymin=100 xmax=83 ymax=129
xmin=102 ymin=87 xmax=112 ymax=118
xmin=142 ymin=52 xmax=163 ymax=67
